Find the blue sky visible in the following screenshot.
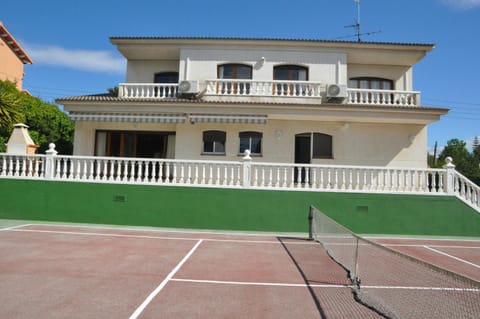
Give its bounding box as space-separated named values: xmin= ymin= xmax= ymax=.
xmin=2 ymin=0 xmax=479 ymax=152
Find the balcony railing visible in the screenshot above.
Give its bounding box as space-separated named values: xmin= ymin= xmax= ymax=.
xmin=347 ymin=88 xmax=420 ymax=107
xmin=118 ymin=82 xmax=421 ymax=107
xmin=118 ymin=83 xmax=178 ymax=99
xmin=1 ymin=148 xmax=478 ymax=212
xmin=205 ymin=79 xmax=322 ymax=98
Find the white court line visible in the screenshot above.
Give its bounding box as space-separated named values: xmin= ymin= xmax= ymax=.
xmin=5 ymin=228 xmax=315 ymax=245
xmin=7 ymin=228 xmax=199 ymax=242
xmin=0 ymin=224 xmax=34 ymax=231
xmin=128 ymin=239 xmax=203 ymax=319
xmin=423 ymin=245 xmax=480 ymax=269
xmin=384 ymin=243 xmax=480 ymax=249
xmin=365 ymin=236 xmax=480 ymax=242
xmin=361 ymin=285 xmax=480 ymax=292
xmin=24 ymin=222 xmax=305 ymax=238
xmin=170 ymin=278 xmax=480 ymax=292
xmin=171 ymin=278 xmax=351 ymax=288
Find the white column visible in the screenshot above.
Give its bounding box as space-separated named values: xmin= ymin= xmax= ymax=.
xmin=44 ymin=143 xmax=58 ymax=180
xmin=443 ymin=157 xmax=456 ymax=195
xmin=242 ymin=150 xmax=252 ymax=188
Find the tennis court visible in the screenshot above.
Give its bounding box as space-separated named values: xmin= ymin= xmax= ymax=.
xmin=0 ymin=220 xmax=479 ymax=319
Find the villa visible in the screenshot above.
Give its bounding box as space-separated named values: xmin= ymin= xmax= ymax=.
xmin=57 ymin=37 xmax=448 ymax=168
xmin=1 ymin=37 xmax=478 ymax=234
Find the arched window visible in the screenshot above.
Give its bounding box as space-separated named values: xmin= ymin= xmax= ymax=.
xmin=239 ymin=131 xmax=262 ymax=155
xmin=312 ymin=133 xmax=333 ymax=158
xmin=274 ymin=65 xmax=308 ymax=81
xmin=274 ymin=65 xmax=308 ymax=96
xmin=348 ymin=77 xmax=393 ymax=90
xmin=217 ymin=64 xmax=252 ymax=95
xmin=202 ymin=130 xmax=226 ymax=155
xmin=218 ymin=64 xmax=252 ymax=79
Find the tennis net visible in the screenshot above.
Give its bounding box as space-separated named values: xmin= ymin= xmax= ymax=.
xmin=309 ymin=206 xmax=480 ymax=319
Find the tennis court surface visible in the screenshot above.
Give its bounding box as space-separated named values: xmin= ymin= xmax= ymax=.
xmin=1 ymin=221 xmax=479 ymax=319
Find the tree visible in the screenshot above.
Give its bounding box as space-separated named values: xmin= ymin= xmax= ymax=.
xmin=438 ymin=138 xmax=479 ymax=185
xmin=107 ymin=86 xmax=118 ymax=96
xmin=0 ymin=80 xmax=74 ymax=154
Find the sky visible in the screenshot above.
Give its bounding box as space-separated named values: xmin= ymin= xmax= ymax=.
xmin=2 ymin=0 xmax=479 ymax=152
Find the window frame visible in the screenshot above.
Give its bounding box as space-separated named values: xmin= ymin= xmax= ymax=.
xmin=273 ymin=64 xmax=309 ymax=81
xmin=202 ymin=130 xmax=227 ymax=155
xmin=217 ymin=63 xmax=253 ymax=80
xmin=238 ymin=131 xmax=263 ymax=156
xmin=154 ymin=72 xmax=179 ymax=83
xmin=348 ymin=77 xmax=393 ymax=90
xmin=312 ymin=133 xmax=333 ymax=159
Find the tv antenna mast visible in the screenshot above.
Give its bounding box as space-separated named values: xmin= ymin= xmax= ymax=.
xmin=342 ymin=0 xmax=381 ymax=42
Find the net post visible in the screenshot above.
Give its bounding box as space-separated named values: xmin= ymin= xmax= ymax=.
xmin=308 ymin=206 xmax=314 ymax=240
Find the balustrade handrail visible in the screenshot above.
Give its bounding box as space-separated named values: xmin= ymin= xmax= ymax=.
xmin=118 ymin=83 xmax=178 ymax=98
xmin=347 ymin=88 xmax=420 ymax=94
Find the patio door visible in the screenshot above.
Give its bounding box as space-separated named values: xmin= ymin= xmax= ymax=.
xmin=294 ymin=133 xmax=311 ymax=183
xmin=95 ymin=131 xmax=175 ymax=158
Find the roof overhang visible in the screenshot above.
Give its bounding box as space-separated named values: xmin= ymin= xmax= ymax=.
xmin=109 ymin=37 xmax=434 ymax=65
xmin=0 ymin=22 xmax=33 ymax=64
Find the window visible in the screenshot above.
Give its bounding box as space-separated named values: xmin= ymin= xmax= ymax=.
xmin=95 ymin=131 xmax=175 ymax=158
xmin=274 ymin=65 xmax=308 ymax=81
xmin=239 ymin=131 xmax=262 ymax=155
xmin=154 ymin=72 xmax=179 ymax=83
xmin=218 ymin=64 xmax=252 ymax=79
xmin=349 ymin=77 xmax=394 ymax=104
xmin=217 ymin=64 xmax=252 ymax=94
xmin=312 ymin=133 xmax=332 ymax=159
xmin=203 ymin=130 xmax=226 ymax=155
xmin=348 ymin=77 xmax=393 ymax=90
xmin=273 ymin=65 xmax=308 ymax=96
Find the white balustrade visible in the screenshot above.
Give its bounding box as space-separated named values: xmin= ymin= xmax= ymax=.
xmin=117 ymin=81 xmax=424 ymax=108
xmin=205 ymin=79 xmax=322 ymax=98
xmin=348 ymin=88 xmax=420 ymax=107
xmin=453 ymin=171 xmax=480 ymax=209
xmin=1 ymin=151 xmax=478 ymax=211
xmin=118 ymin=83 xmax=178 ymax=99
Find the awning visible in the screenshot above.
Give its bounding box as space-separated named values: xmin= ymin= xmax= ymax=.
xmin=69 ymin=113 xmax=186 ymax=123
xmin=189 ymin=114 xmax=267 ymax=124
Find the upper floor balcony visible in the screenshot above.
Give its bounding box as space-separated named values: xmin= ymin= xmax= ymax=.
xmin=118 ymin=80 xmax=421 ymax=107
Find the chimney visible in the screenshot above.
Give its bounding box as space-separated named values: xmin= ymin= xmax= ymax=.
xmin=6 ymin=123 xmax=39 ymax=154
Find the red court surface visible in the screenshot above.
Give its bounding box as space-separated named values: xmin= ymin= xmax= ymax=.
xmin=0 ymin=223 xmax=479 ymax=319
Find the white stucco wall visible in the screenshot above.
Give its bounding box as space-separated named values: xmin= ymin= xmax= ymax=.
xmin=126 ymin=60 xmax=179 ymax=83
xmin=72 ymin=120 xmax=428 ymax=168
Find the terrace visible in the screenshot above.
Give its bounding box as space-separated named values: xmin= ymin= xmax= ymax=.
xmin=118 ymin=80 xmax=420 ymax=107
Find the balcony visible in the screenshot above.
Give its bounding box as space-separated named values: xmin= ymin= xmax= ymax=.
xmin=118 ymin=81 xmax=421 ymax=107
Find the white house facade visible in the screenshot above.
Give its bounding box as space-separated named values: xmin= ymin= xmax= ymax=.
xmin=57 ymin=37 xmax=448 ymax=168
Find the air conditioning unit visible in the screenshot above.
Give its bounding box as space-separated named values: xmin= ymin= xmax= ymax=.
xmin=178 ymin=80 xmax=200 ymax=95
xmin=326 ymin=84 xmax=347 ymax=98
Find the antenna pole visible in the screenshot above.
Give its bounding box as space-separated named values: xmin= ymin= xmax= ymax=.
xmin=355 ymin=0 xmax=361 ymax=42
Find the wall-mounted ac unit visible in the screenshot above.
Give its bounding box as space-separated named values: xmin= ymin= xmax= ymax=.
xmin=326 ymin=84 xmax=347 ymax=98
xmin=178 ymin=80 xmax=200 ymax=95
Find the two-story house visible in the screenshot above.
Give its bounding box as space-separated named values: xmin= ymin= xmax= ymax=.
xmin=0 ymin=22 xmax=33 ymax=91
xmin=57 ymin=37 xmax=448 ymax=168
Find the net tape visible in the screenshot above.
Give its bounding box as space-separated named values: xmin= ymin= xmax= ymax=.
xmin=309 ymin=206 xmax=480 ymax=319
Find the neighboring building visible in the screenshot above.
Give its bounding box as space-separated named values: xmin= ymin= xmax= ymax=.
xmin=0 ymin=22 xmax=33 ymax=90
xmin=57 ymin=37 xmax=448 ymax=168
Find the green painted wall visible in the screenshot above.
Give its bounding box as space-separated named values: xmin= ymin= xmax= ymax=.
xmin=0 ymin=179 xmax=479 ymax=236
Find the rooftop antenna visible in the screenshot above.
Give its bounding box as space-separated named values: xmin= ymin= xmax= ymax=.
xmin=346 ymin=0 xmax=362 ymax=42
xmin=340 ymin=0 xmax=381 ymax=42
